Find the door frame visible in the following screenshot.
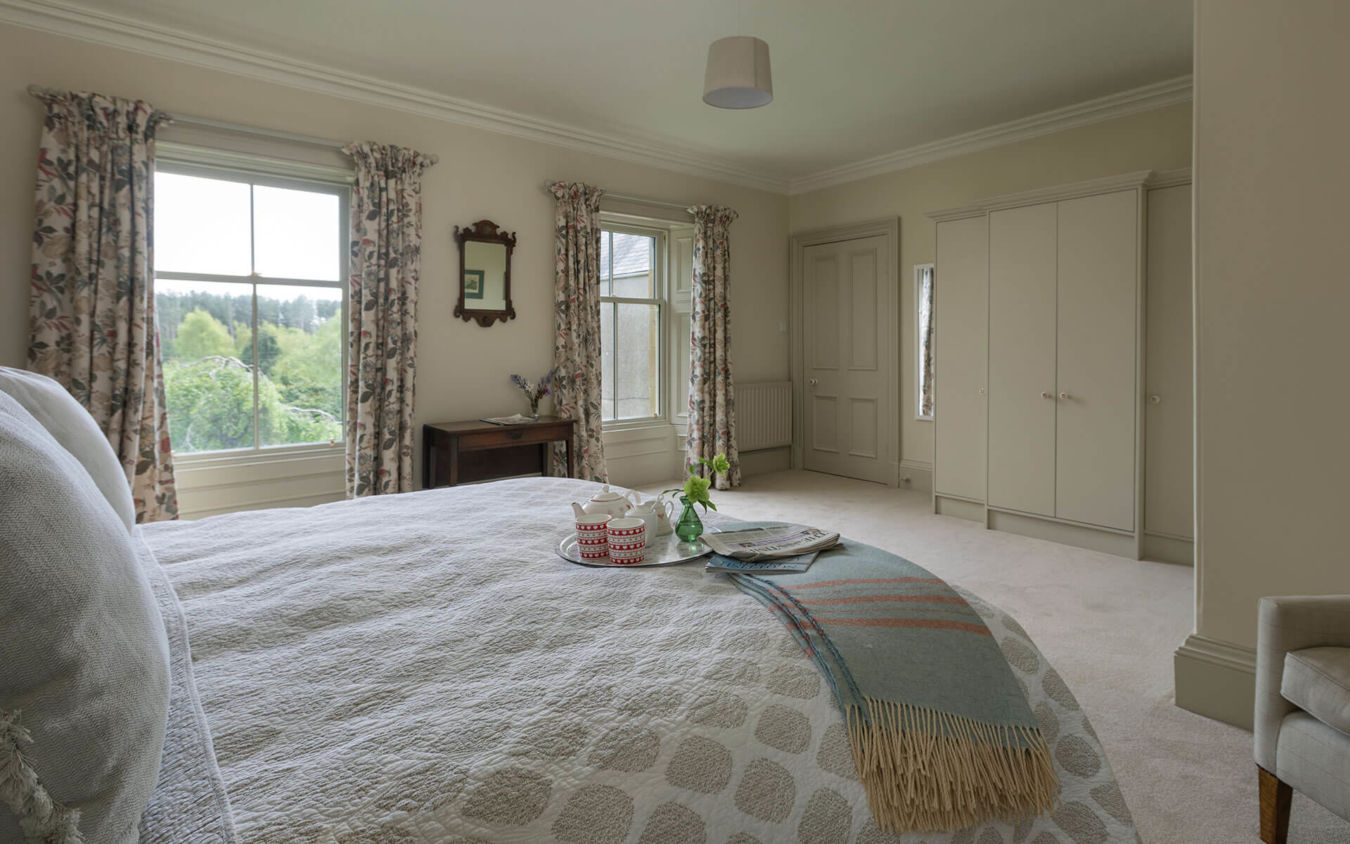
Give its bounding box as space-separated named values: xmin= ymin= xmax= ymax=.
xmin=789 ymin=218 xmax=901 ymax=485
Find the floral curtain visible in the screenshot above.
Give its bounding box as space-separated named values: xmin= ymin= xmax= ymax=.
xmin=343 ymin=141 xmax=435 ymax=497
xmin=28 ymin=88 xmax=178 ymax=522
xmin=686 ymin=205 xmax=741 ymax=490
xmin=548 ymin=181 xmax=607 ymax=482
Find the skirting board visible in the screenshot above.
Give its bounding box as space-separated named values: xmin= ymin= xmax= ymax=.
xmin=935 ymin=495 xmax=984 ymax=522
xmin=987 ymin=509 xmax=1137 ymax=558
xmin=1174 ymin=634 xmax=1256 ymax=730
xmin=897 ymin=460 xmax=933 ymax=492
xmin=1142 ymin=532 xmax=1194 ymax=566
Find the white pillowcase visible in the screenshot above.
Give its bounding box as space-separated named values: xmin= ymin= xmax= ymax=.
xmin=0 ymin=391 xmax=170 ymax=842
xmin=0 ymin=366 xmax=137 ymax=529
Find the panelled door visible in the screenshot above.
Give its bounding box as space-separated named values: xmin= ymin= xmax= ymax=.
xmin=933 ymin=217 xmax=988 ymax=501
xmin=802 ymin=236 xmax=892 ymax=483
xmin=987 ymin=202 xmax=1059 ymax=517
xmin=1055 ymin=190 xmax=1139 ymax=530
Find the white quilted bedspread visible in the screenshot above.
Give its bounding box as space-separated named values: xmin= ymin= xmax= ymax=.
xmin=141 ymin=477 xmax=1136 ymax=843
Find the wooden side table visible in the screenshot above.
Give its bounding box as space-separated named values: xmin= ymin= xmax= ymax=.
xmin=422 ymin=417 xmax=575 ymax=488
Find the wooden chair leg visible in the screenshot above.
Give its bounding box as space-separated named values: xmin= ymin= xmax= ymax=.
xmin=1259 ymin=766 xmax=1292 ymax=844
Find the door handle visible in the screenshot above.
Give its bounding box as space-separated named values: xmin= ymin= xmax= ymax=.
xmin=1059 ymin=392 xmax=1072 ymax=401
xmin=1149 ymin=394 xmax=1162 ymax=405
xmin=1041 ymin=391 xmax=1053 ymax=400
xmin=808 ymin=378 xmax=819 ymax=386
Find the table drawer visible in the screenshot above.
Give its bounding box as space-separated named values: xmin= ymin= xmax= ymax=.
xmin=455 ymin=425 xmax=566 ymax=450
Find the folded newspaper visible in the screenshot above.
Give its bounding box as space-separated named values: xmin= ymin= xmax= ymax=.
xmin=701 ymin=525 xmax=840 ymax=561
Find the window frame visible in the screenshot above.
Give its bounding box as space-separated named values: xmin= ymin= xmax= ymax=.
xmin=597 ymin=219 xmax=669 ymax=430
xmin=153 ymin=157 xmax=351 ymax=462
xmin=915 ymin=262 xmax=935 ymax=421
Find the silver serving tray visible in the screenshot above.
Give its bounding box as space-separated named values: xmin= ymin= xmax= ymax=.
xmin=556 ymin=530 xmax=712 ymax=568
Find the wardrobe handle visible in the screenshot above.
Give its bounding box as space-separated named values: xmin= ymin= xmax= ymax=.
xmin=1059 ymin=392 xmax=1071 ymax=400
xmin=1149 ymin=394 xmax=1162 ymax=405
xmin=1040 ymin=391 xmax=1053 ymax=400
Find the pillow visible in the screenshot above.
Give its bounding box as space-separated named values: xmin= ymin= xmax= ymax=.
xmin=0 ymin=366 xmax=137 ymax=530
xmin=0 ymin=391 xmax=170 ymax=843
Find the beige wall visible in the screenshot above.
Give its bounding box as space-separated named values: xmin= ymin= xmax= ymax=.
xmin=788 ymin=104 xmax=1193 ymax=477
xmin=1192 ymin=0 xmax=1350 ymax=650
xmin=0 ymin=23 xmax=789 ymax=511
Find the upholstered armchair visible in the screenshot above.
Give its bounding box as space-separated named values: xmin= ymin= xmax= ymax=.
xmin=1254 ymin=595 xmax=1350 ymax=843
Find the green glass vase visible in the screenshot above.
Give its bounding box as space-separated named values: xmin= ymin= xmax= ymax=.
xmin=675 ymin=495 xmax=704 ymax=542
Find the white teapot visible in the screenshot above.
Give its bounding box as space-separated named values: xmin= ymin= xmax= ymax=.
xmin=570 ymin=485 xmax=637 ymax=521
xmin=629 ymin=493 xmax=675 ymax=537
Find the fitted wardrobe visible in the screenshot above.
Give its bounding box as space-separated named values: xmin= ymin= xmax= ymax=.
xmin=929 ymin=170 xmax=1193 ymax=562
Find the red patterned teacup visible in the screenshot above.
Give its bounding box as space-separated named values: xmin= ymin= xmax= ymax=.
xmin=576 ymin=514 xmax=612 ymax=535
xmin=606 ymin=518 xmax=646 ymax=542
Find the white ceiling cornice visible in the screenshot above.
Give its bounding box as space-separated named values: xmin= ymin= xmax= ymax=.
xmin=787 ymin=75 xmax=1193 ymax=195
xmin=0 ymin=0 xmax=794 ymax=193
xmin=0 ymin=0 xmax=1192 ymax=199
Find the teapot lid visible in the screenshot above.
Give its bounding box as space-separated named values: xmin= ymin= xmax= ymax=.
xmin=590 ymin=484 xmax=624 ymax=502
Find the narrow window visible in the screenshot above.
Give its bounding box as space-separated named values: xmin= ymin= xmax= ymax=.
xmin=916 ymin=263 xmax=935 ymax=419
xmin=598 ymin=225 xmax=665 ymax=423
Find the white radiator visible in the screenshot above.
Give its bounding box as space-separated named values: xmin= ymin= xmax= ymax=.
xmin=735 ymin=381 xmax=793 ymax=451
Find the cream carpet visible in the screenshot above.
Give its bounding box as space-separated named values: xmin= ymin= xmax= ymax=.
xmin=640 ymin=470 xmax=1349 ymax=844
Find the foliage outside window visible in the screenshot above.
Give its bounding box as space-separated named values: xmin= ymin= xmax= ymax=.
xmin=153 ymin=167 xmax=347 ymax=455
xmin=599 ymin=226 xmax=664 ymax=422
xmin=917 ymin=263 xmax=935 ymax=419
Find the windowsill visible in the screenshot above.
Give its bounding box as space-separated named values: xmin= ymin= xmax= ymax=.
xmin=173 ymin=441 xmax=344 ymax=469
xmin=601 ymin=420 xmax=677 ymax=443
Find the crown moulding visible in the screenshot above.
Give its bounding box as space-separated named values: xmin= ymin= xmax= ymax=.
xmin=0 ymin=0 xmax=1192 ymax=198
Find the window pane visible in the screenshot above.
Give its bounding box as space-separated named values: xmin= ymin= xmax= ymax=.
xmin=615 ymin=302 xmax=659 ymax=419
xmin=256 ymin=285 xmax=344 ymax=447
xmin=600 ymin=301 xmax=615 ymax=420
xmin=253 ymin=185 xmax=341 ymax=281
xmin=154 ymin=173 xmax=252 ymax=275
xmin=599 ymin=231 xmax=612 ymax=297
xmin=610 ymin=232 xmax=656 ymax=297
xmin=157 ymin=278 xmax=255 ymax=453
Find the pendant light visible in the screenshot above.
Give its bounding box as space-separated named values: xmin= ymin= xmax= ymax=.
xmin=702 ymin=35 xmax=773 ymax=109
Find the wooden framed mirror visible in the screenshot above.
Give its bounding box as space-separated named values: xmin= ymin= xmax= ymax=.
xmin=454 ymin=219 xmax=517 ymax=326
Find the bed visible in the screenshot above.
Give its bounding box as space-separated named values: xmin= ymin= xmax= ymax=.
xmin=132 ymin=476 xmax=1138 ymax=843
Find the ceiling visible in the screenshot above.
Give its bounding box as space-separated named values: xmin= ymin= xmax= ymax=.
xmin=19 ymin=0 xmax=1193 ymax=187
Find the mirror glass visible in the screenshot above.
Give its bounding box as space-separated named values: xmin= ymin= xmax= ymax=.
xmin=463 ymin=240 xmax=508 ymax=311
xmin=454 ymin=219 xmax=516 ymax=326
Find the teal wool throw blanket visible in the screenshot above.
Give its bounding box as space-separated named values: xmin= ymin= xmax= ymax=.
xmin=729 ymin=539 xmax=1057 ymax=833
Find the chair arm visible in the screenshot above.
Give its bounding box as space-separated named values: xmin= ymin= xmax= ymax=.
xmin=1254 ymin=595 xmax=1350 ymax=771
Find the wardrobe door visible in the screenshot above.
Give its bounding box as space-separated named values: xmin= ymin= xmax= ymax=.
xmin=1145 ymin=185 xmax=1194 ymax=540
xmin=1055 ymin=190 xmax=1139 ymax=530
xmin=987 ymin=202 xmax=1058 ymax=517
xmin=934 ymin=217 xmax=988 ymax=502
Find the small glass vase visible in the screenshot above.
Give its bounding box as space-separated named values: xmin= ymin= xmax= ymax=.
xmin=675 ymin=495 xmax=704 ymax=543
xmin=527 ymin=397 xmax=540 ymax=420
